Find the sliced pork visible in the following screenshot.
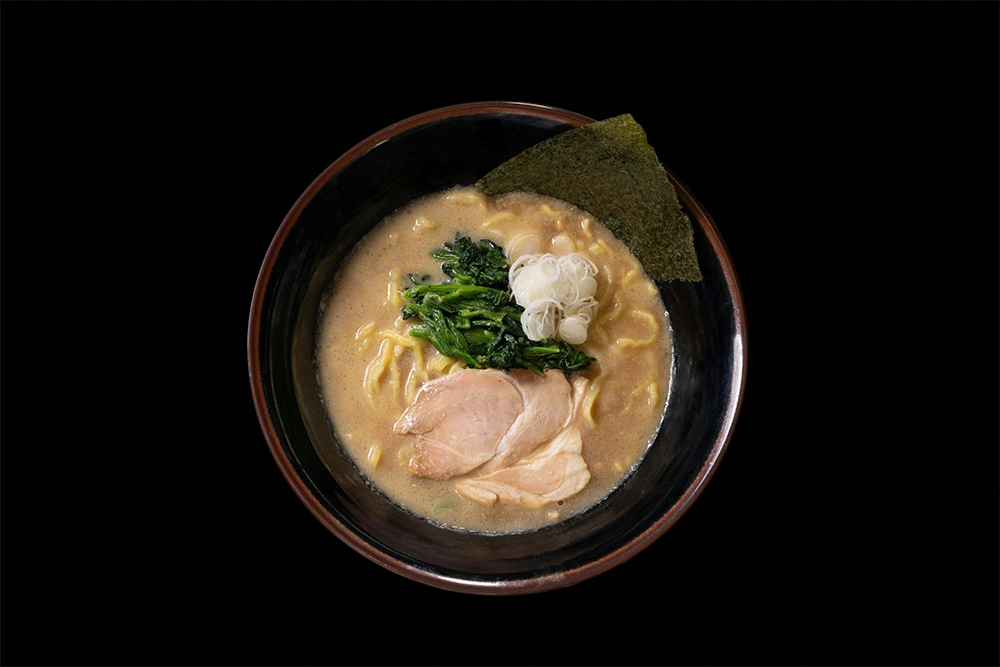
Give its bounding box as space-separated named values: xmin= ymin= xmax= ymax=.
xmin=394 ymin=367 xmax=592 ymax=507
xmin=392 ymin=369 xmax=522 ymax=479
xmin=478 ymin=368 xmax=573 ymax=474
xmin=454 ymin=424 xmax=590 ymax=508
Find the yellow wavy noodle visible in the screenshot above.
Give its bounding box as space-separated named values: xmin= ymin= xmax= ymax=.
xmin=384 ymin=268 xmax=405 ymax=308
xmin=616 ymin=309 xmax=659 ymax=348
xmin=445 ymin=358 xmax=467 ymax=374
xmin=594 ymin=296 xmax=624 ymax=329
xmin=363 ymin=338 xmax=394 ymax=405
xmin=646 ymin=381 xmax=660 ymax=412
xmin=367 ymin=443 xmax=382 ymax=469
xmin=362 ymin=323 xmax=433 ymax=406
xmin=412 ymin=216 xmax=438 ymax=231
xmin=404 ymin=367 xmax=423 ymax=405
xmin=581 ymin=217 xmax=594 ymax=240
xmin=621 ymin=266 xmax=639 ymax=286
xmin=389 ymin=344 xmax=405 ymax=398
xmin=386 ymin=328 xmax=432 ymax=404
xmin=355 ymin=321 xmax=376 ymax=351
xmin=481 ymin=211 xmax=514 ymax=230
xmin=364 ymin=324 xmax=468 ymax=413
xmin=581 ymin=362 xmax=608 ymax=429
xmin=592 ymin=267 xmax=617 ymax=344
xmin=622 ymin=371 xmax=660 ymax=415
xmin=380 ymin=329 xmax=426 ymax=369
xmin=589 ymin=322 xmax=609 ymax=346
xmin=422 ymin=354 xmax=467 ymax=379
xmin=613 ymin=252 xmax=642 ymax=288
xmin=538 ymin=204 xmax=565 ymax=230
xmin=589 ymin=293 xmax=623 ymax=346
xmin=427 ymin=351 xmax=454 ymax=374
xmin=446 ymin=190 xmax=487 ymax=207
xmin=599 ymin=263 xmax=615 ymax=294
xmin=538 ymin=204 xmax=563 ymax=231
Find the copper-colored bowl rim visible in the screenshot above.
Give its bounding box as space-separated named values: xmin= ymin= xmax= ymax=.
xmin=247 ymin=101 xmax=748 ymax=594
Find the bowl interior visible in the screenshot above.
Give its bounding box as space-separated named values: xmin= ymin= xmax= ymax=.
xmin=249 ymin=102 xmax=745 ymax=593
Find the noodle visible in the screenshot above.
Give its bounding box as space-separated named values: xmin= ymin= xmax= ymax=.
xmin=363 ymin=338 xmax=394 ymax=404
xmin=616 ymin=309 xmax=659 ymax=348
xmin=445 ymin=190 xmax=487 ymax=207
xmin=482 ymin=211 xmax=515 ymax=229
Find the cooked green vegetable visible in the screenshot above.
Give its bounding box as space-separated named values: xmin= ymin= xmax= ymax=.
xmin=432 ymin=236 xmax=509 ymax=289
xmin=401 ymin=235 xmax=595 ymax=375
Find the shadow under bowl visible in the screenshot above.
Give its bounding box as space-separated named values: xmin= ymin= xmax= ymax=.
xmin=248 ymin=101 xmax=747 ymax=594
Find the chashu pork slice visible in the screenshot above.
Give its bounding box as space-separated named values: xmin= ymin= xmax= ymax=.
xmin=476 ymin=368 xmax=574 ymax=475
xmin=455 ymin=374 xmax=592 ymax=508
xmin=392 ymin=368 xmax=523 ymax=480
xmin=454 ymin=424 xmax=591 ymax=508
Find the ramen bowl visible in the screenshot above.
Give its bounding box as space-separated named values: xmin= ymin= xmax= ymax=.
xmin=248 ymin=101 xmax=747 ymax=594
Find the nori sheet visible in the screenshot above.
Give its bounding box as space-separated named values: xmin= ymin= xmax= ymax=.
xmin=475 ymin=114 xmax=702 ymax=283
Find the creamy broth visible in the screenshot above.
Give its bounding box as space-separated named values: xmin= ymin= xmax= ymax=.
xmin=315 ymin=186 xmax=672 ymax=534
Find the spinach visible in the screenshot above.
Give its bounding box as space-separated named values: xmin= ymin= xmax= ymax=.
xmin=401 ymin=235 xmax=594 ymax=375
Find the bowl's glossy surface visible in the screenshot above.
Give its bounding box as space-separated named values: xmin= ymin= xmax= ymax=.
xmin=248 ymin=101 xmax=747 ymax=594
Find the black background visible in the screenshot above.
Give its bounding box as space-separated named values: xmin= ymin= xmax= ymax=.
xmin=2 ymin=2 xmax=997 ymax=666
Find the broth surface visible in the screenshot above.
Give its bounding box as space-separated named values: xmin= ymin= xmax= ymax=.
xmin=315 ymin=186 xmax=672 ymax=534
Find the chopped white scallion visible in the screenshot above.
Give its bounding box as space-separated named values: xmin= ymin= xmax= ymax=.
xmin=508 ymin=251 xmax=599 ymax=344
xmin=520 ymin=298 xmax=561 ymax=341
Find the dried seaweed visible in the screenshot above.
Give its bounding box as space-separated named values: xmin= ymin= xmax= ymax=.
xmin=475 ymin=114 xmax=702 ymax=282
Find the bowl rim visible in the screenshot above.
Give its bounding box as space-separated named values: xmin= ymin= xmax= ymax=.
xmin=247 ymin=100 xmax=748 ymax=594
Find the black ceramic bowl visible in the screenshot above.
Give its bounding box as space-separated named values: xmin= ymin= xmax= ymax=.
xmin=248 ymin=101 xmax=747 ymax=594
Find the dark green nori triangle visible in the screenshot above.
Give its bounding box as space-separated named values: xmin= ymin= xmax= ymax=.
xmin=475 ymin=114 xmax=702 ymax=282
